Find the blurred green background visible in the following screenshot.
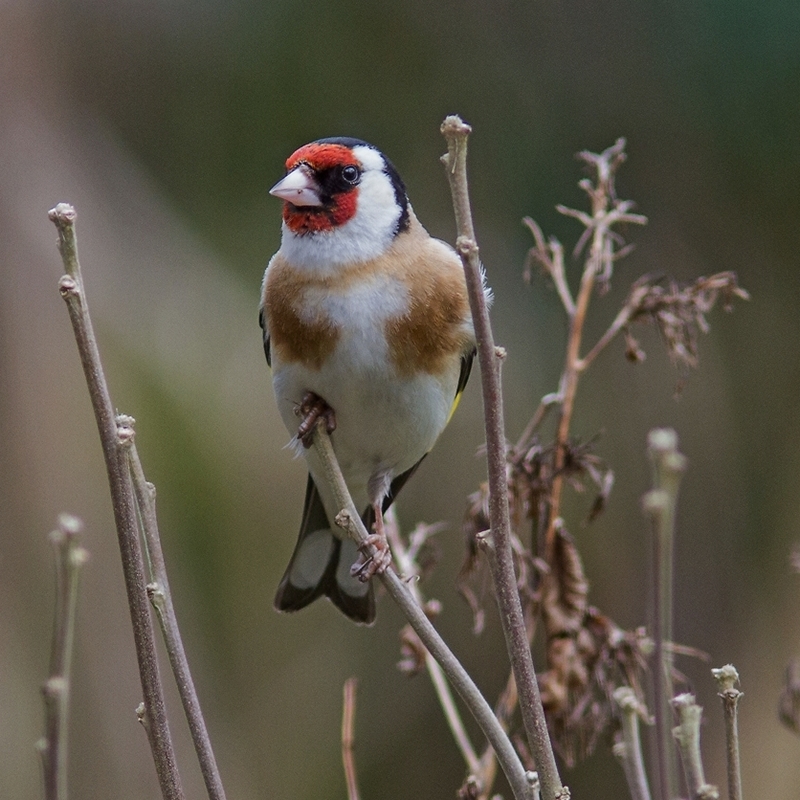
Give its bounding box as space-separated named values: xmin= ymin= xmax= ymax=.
xmin=2 ymin=0 xmax=799 ymax=797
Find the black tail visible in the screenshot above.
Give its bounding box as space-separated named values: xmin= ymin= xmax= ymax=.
xmin=274 ymin=475 xmax=375 ymax=624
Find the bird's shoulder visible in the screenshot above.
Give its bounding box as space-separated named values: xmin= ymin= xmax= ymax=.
xmin=382 ymin=214 xmax=475 ymax=377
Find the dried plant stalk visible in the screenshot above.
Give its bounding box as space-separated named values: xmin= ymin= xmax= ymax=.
xmin=712 ymin=665 xmax=743 ymax=800
xmin=440 ymin=114 xmax=567 ymax=800
xmin=51 ymin=202 xmax=184 ymax=800
xmin=672 ymin=694 xmax=719 ymax=799
xmin=310 ymin=423 xmax=532 ymax=800
xmin=613 ymin=687 xmax=652 ymax=800
xmin=342 ymin=678 xmax=361 ymax=800
xmin=37 ymin=514 xmax=89 ymax=800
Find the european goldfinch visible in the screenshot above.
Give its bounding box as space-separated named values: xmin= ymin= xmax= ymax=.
xmin=260 ymin=137 xmax=478 ymax=624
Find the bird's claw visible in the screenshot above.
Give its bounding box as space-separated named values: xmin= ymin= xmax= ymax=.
xmin=296 ymin=391 xmax=336 ymax=448
xmin=350 ymin=533 xmax=392 ymax=582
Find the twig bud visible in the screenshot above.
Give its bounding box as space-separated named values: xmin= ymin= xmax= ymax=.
xmin=441 ymin=114 xmax=473 ymax=138
xmin=43 ymin=676 xmax=68 ymax=699
xmin=641 ymin=489 xmax=669 ymax=516
xmin=115 ymin=414 xmax=136 ymax=446
xmin=712 ymin=664 xmax=741 ymax=695
xmin=48 ymin=203 xmax=77 ymax=225
xmin=526 ymin=770 xmax=541 ymax=799
xmin=69 ymin=546 xmax=90 ymax=569
xmin=58 ymin=275 xmax=79 ymax=298
xmin=648 ymin=428 xmax=678 ymax=455
xmin=58 ymin=513 xmax=83 ymax=536
xmin=334 ymin=509 xmax=356 ymax=534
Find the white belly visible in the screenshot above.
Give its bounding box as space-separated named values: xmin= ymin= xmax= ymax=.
xmin=272 ymin=286 xmax=460 ymax=513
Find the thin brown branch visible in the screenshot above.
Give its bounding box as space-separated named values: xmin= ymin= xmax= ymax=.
xmin=779 ymin=657 xmax=800 ymax=734
xmin=544 ymin=232 xmax=600 ymax=559
xmin=385 ymin=514 xmax=482 ymax=779
xmin=576 ymin=303 xmax=637 ymax=372
xmin=514 ymin=393 xmax=562 ymax=454
xmin=543 ymin=141 xmax=646 ymax=563
xmin=49 ymin=203 xmax=184 ymax=800
xmin=342 ymin=678 xmax=361 ymax=800
xmin=712 ymin=666 xmax=743 ymax=800
xmin=523 ymin=217 xmax=574 ymax=317
xmin=127 ymin=437 xmax=227 ymax=800
xmin=479 ymin=603 xmax=539 ymax=792
xmin=440 ymin=115 xmax=567 ymax=800
xmin=310 ymin=423 xmax=533 ymax=800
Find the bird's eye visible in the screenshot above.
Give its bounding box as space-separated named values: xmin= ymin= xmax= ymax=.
xmin=341 ymin=165 xmax=360 ymax=184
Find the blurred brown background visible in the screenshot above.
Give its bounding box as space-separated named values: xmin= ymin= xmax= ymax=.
xmin=2 ymin=0 xmax=799 ymax=797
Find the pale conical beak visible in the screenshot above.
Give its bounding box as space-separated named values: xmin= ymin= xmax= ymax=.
xmin=269 ymin=166 xmax=323 ymax=207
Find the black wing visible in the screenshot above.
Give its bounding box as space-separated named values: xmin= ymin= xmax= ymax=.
xmin=274 ymin=475 xmax=375 ymax=624
xmin=258 ymin=306 xmax=271 ymax=366
xmin=457 ymin=348 xmax=476 ymax=398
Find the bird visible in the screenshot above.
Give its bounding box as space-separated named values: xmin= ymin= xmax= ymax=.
xmin=260 ymin=137 xmax=480 ymax=624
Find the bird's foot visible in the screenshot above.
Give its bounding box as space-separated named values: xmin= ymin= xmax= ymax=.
xmin=295 ymin=391 xmax=336 ymax=448
xmin=350 ymin=533 xmax=392 ymax=581
xmin=350 ymin=507 xmax=392 ymax=581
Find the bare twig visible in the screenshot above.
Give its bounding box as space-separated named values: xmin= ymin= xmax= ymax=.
xmin=342 ymin=678 xmax=361 ymax=800
xmin=712 ymin=665 xmax=743 ymax=800
xmin=49 ymin=203 xmax=184 ymax=800
xmin=612 ymin=687 xmax=653 ymax=800
xmin=310 ymin=423 xmax=532 ymax=800
xmin=643 ymin=429 xmax=686 ymax=800
xmin=440 ymin=115 xmax=567 ymax=800
xmin=672 ymin=694 xmax=719 ymax=799
xmin=523 ymin=218 xmax=574 ymax=317
xmin=779 ymin=658 xmax=800 ymax=734
xmin=514 ymin=393 xmax=562 ymax=454
xmin=544 ymin=140 xmax=646 ymax=562
xmin=127 ymin=436 xmax=227 ymax=800
xmin=385 ymin=515 xmax=482 ymax=779
xmin=37 ymin=514 xmax=89 ymax=800
xmin=576 ymin=301 xmax=639 ymax=372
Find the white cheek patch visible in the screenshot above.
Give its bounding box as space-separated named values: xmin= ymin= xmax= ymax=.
xmin=346 ymin=170 xmax=399 ymax=240
xmin=351 ymin=145 xmax=385 ymax=171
